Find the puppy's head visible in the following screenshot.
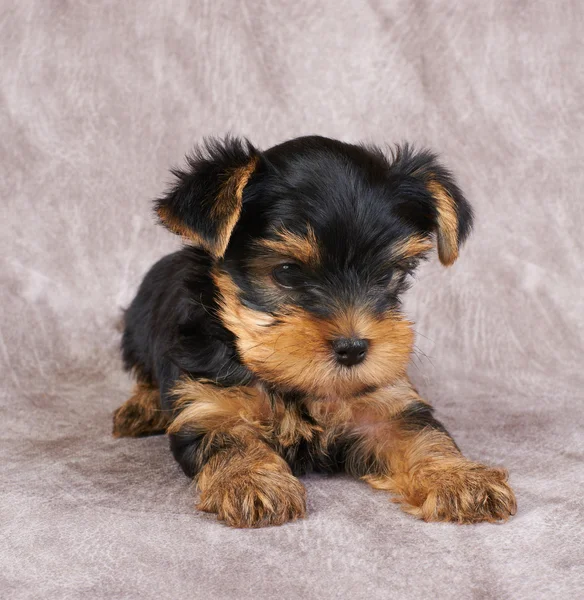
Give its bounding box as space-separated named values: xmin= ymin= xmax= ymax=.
xmin=156 ymin=136 xmax=473 ymax=398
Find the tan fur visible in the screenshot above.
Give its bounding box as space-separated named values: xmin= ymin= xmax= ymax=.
xmin=168 ymin=380 xmax=271 ymax=435
xmin=304 ymin=379 xmax=420 ymax=473
xmin=167 ymin=380 xmax=306 ymax=527
xmin=306 ymin=379 xmax=418 ymax=430
xmin=168 ymin=376 xmax=515 ymax=525
xmin=155 ymin=205 xmax=209 ymax=248
xmin=391 ymin=235 xmax=434 ymax=262
xmin=274 ymin=401 xmax=323 ymax=447
xmin=168 ymin=379 xmax=321 ymax=452
xmin=256 ymin=225 xmax=320 ymax=265
xmin=156 ymin=157 xmax=257 ymax=257
xmin=112 ymin=382 xmax=171 ymax=438
xmin=353 ymin=386 xmax=517 ymax=523
xmin=196 ymin=443 xmax=306 ymax=528
xmin=308 ymin=382 xmax=516 ymax=523
xmin=213 ymin=269 xmax=414 ymax=397
xmin=427 ymin=180 xmax=459 ymax=266
xmin=364 ymin=430 xmax=517 ymax=524
xmin=211 ymin=157 xmax=258 ymax=257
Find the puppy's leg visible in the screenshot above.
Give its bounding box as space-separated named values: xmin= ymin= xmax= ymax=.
xmin=344 ymin=385 xmax=516 ymax=523
xmin=112 ymin=382 xmax=171 ymax=437
xmin=167 ymin=381 xmax=306 ymax=528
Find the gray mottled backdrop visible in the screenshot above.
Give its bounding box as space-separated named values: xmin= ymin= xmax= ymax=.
xmin=1 ymin=2 xmax=583 ymax=599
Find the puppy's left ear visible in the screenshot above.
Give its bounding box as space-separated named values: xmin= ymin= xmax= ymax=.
xmin=389 ymin=145 xmax=474 ymax=266
xmin=155 ymin=136 xmax=259 ymax=258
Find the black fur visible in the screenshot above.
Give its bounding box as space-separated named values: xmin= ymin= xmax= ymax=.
xmin=398 ymin=401 xmax=458 ymax=448
xmin=121 ymin=135 xmax=472 ymax=476
xmin=121 ymin=246 xmax=251 ymax=406
xmin=154 ymin=137 xmax=257 ymax=252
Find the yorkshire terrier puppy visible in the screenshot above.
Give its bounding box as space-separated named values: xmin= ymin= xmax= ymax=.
xmin=113 ymin=135 xmax=516 ymax=527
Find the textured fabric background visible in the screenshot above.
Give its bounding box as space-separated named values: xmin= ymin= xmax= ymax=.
xmin=1 ymin=1 xmax=583 ymax=599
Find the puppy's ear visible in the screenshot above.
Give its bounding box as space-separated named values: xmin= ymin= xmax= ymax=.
xmin=155 ymin=137 xmax=259 ymax=258
xmin=388 ymin=145 xmax=473 ymax=266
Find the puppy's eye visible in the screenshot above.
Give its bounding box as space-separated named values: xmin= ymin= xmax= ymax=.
xmin=272 ymin=263 xmax=305 ymax=288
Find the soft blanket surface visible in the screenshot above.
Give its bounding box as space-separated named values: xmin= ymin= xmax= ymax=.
xmin=1 ymin=2 xmax=583 ymax=598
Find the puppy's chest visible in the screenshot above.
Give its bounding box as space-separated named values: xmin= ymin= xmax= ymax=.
xmin=269 ymin=396 xmax=351 ymax=474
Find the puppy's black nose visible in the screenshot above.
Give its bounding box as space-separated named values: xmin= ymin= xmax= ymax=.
xmin=331 ymin=338 xmax=368 ymax=367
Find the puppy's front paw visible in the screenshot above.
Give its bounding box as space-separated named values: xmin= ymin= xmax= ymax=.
xmin=404 ymin=462 xmax=517 ymax=524
xmin=196 ymin=448 xmax=306 ymax=528
xmin=112 ymin=384 xmax=169 ymax=438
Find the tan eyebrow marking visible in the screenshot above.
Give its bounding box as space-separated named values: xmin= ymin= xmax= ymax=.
xmin=391 ymin=235 xmax=434 ymax=261
xmin=256 ymin=225 xmax=320 ymax=264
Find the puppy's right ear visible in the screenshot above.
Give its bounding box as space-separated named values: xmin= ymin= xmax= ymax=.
xmin=155 ymin=137 xmax=259 ymax=258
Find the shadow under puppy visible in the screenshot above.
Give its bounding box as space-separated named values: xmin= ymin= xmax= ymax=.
xmin=114 ymin=135 xmax=517 ymax=527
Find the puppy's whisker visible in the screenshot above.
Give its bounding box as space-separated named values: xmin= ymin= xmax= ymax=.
xmin=413 ymin=345 xmax=435 ymax=369
xmin=412 ymin=328 xmax=434 ymax=343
